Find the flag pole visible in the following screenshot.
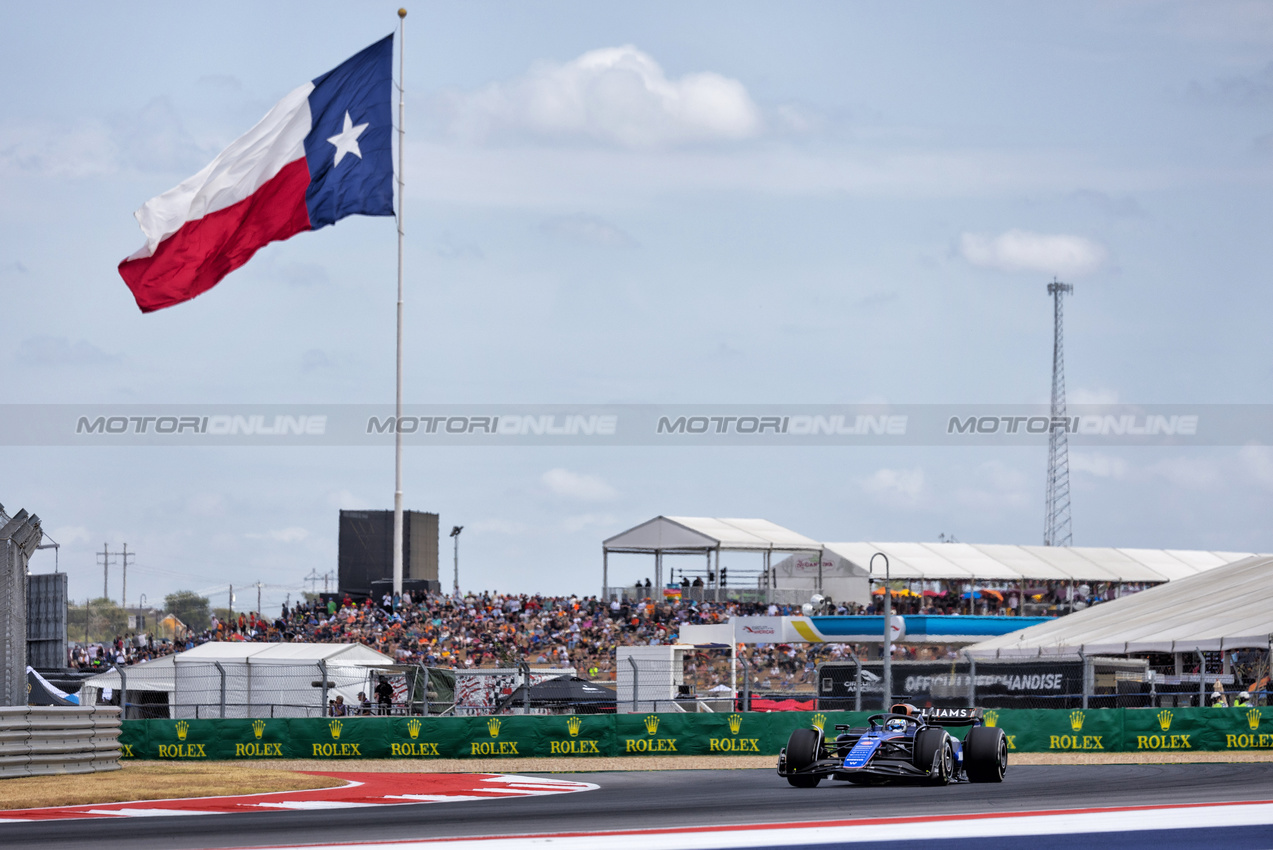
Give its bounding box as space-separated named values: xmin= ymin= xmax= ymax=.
xmin=392 ymin=7 xmax=407 ymax=598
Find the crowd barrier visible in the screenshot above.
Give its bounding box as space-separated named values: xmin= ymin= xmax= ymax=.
xmin=117 ymin=706 xmax=1271 ymax=761
xmin=0 ymin=706 xmax=122 ymax=778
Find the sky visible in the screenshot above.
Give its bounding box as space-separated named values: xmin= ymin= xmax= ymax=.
xmin=3 ymin=1 xmax=1272 ymax=615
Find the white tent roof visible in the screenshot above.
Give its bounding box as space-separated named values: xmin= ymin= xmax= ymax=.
xmin=966 ymin=555 xmax=1273 ymax=656
xmin=818 ymin=541 xmax=1259 ymax=584
xmin=604 ymin=516 xmax=821 ymax=553
xmin=174 ymin=641 xmax=394 ymax=664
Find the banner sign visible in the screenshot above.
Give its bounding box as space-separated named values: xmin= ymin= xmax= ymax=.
xmin=118 ymin=707 xmax=1271 ymax=760
xmin=817 ymin=661 xmax=1085 ymax=708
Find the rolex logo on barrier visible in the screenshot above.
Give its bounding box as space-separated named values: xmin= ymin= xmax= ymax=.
xmin=709 ymin=712 xmax=759 ymax=753
xmin=329 ymin=719 xmax=343 ymax=739
xmin=1249 ymin=709 xmax=1263 ymax=731
xmin=471 ymin=717 xmax=519 ymax=756
xmin=983 ymin=710 xmax=999 ymax=728
xmin=551 ymin=716 xmax=599 ymax=754
xmin=391 ymin=717 xmax=439 ymax=757
xmin=235 ymin=720 xmax=282 ymax=757
xmin=1069 ymin=710 xmax=1085 ymax=732
xmin=625 ymin=714 xmax=677 ymax=754
xmin=811 ymin=713 xmax=827 ymax=731
xmin=1157 ymin=710 xmax=1173 ymax=732
xmin=253 ymin=720 xmax=266 ymax=740
xmin=159 ymin=721 xmax=206 ymax=758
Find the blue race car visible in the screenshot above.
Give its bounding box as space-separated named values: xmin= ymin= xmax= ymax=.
xmin=777 ymin=704 xmax=1007 ymax=787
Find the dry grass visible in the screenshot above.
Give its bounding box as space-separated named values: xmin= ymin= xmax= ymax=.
xmin=0 ymin=762 xmax=346 ymax=811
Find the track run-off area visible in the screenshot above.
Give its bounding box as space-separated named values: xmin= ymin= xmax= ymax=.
xmin=1 ymin=764 xmax=1271 ymax=849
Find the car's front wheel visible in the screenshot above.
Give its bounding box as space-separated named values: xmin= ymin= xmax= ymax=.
xmin=785 ymin=727 xmax=822 ymax=788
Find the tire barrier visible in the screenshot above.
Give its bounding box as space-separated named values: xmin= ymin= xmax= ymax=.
xmin=0 ymin=706 xmax=123 ymax=778
xmin=117 ymin=706 xmax=1272 ymax=761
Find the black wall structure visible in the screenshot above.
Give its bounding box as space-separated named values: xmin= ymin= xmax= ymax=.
xmin=1 ymin=506 xmax=43 ymax=706
xmin=338 ymin=510 xmax=439 ymax=597
xmin=27 ymin=572 xmax=67 ymax=671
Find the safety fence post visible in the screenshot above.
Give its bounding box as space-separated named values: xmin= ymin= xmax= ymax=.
xmin=1079 ymin=650 xmax=1089 ymax=710
xmin=628 ymin=656 xmax=639 ymax=713
xmin=214 ymin=661 xmax=227 ymax=719
xmin=1197 ymin=650 xmax=1206 ymax=707
xmin=318 ymin=659 xmax=329 ymax=716
xmin=965 ymin=652 xmax=976 ymax=708
xmin=853 ymin=655 xmax=862 ymax=712
xmin=115 ymin=666 xmax=128 ymax=721
xmin=519 ymin=662 xmax=530 ymax=716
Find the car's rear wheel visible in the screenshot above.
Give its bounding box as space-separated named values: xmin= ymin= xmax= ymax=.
xmin=964 ymin=726 xmax=1008 ymax=783
xmin=913 ymin=727 xmax=953 ymax=785
xmin=785 ymin=727 xmax=822 ymax=788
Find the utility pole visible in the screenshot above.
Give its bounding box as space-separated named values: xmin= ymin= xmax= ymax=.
xmin=1044 ymin=278 xmax=1074 ymax=547
xmin=304 ymin=569 xmax=320 ymax=595
xmin=323 ymin=572 xmax=332 ymax=594
xmin=96 ymin=543 xmax=136 ymax=605
xmin=98 ymin=544 xmax=112 ymax=600
xmin=255 ymin=582 xmax=263 ymax=617
xmin=228 ymin=584 xmax=233 ymax=623
xmin=121 ymin=543 xmax=133 ymax=613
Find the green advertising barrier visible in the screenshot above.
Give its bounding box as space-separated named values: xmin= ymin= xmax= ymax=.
xmin=118 ymin=706 xmax=1273 ymax=760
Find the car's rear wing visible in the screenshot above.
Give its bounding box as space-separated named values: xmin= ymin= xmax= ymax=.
xmin=921 ymin=707 xmax=984 ymax=726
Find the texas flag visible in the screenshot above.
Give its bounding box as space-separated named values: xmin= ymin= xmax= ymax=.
xmin=119 ymin=36 xmax=395 ymax=313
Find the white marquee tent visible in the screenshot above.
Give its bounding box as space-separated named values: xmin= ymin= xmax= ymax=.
xmin=602 ymin=516 xmax=822 ymax=597
xmin=82 ymin=641 xmax=398 ymax=718
xmin=965 ymin=555 xmax=1273 ymax=657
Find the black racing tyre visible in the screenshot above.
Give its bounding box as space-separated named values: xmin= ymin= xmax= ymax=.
xmin=912 ymin=726 xmax=948 ymax=772
xmin=964 ymin=726 xmax=1008 ymax=783
xmin=785 ymin=727 xmax=822 ymax=788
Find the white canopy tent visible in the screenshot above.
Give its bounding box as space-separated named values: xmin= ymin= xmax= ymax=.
xmin=81 ymin=642 xmax=398 ymax=718
xmin=817 ymin=542 xmax=1255 ymax=584
xmin=602 ymin=516 xmax=822 ymax=599
xmin=965 ymin=555 xmax=1273 ymax=657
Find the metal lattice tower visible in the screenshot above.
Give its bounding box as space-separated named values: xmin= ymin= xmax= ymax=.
xmin=1044 ymin=278 xmax=1074 ymax=547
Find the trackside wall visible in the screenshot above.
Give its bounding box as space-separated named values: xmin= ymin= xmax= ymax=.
xmin=117 ymin=707 xmax=1273 ymax=761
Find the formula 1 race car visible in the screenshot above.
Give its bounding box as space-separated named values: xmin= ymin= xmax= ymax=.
xmin=777 ymin=705 xmax=1007 ymax=787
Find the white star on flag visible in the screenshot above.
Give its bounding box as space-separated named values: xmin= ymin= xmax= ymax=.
xmin=327 ymin=111 xmax=368 ymax=166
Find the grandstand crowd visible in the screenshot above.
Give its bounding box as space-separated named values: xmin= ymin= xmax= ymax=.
xmin=68 ymin=590 xmax=953 ymax=692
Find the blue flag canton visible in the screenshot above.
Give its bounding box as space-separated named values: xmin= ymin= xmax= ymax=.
xmin=303 ymin=34 xmax=395 ymax=229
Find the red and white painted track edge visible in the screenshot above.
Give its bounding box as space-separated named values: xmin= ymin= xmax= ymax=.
xmin=230 ymin=799 xmax=1273 ymax=849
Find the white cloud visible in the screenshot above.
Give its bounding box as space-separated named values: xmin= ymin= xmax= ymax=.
xmin=443 ymin=45 xmax=762 ymax=148
xmin=1070 ymin=452 xmax=1129 ymax=479
xmin=15 ymin=336 xmax=117 ymax=367
xmin=468 ymin=519 xmax=530 ymax=535
xmin=49 ymin=525 xmax=93 ymax=547
xmin=1147 ymin=456 xmax=1221 ymax=490
xmin=959 ymin=229 xmax=1109 ymax=277
xmin=562 ymin=513 xmax=619 ymax=534
xmin=324 ymin=490 xmax=366 ymax=511
xmin=247 ymin=527 xmax=309 ymax=544
xmin=1070 ymin=387 xmax=1120 ymax=405
xmin=542 ymin=468 xmax=619 ymax=501
xmin=861 ymin=467 xmax=924 ymax=505
xmin=540 ymin=214 xmax=636 ymax=247
xmin=1239 ymin=445 xmax=1273 ymax=489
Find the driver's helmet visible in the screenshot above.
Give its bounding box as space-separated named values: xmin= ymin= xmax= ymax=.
xmin=885 ymin=717 xmax=909 ymax=732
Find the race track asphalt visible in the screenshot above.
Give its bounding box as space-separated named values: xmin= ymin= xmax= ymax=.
xmin=3 ymin=763 xmax=1273 ymax=849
